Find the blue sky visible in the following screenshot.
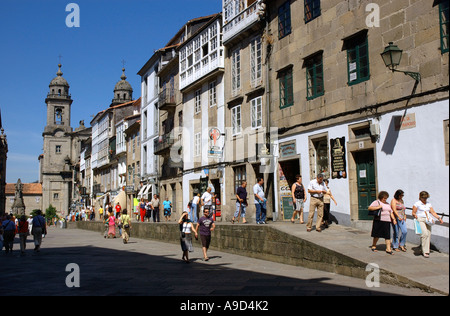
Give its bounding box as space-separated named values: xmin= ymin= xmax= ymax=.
xmin=0 ymin=0 xmax=221 ymax=183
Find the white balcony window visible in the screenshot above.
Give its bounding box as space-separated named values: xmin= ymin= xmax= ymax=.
xmin=231 ymin=105 xmax=242 ymax=135
xmin=250 ymin=36 xmax=262 ymax=87
xmin=231 ymin=48 xmax=241 ymax=96
xmin=195 ymin=89 xmax=202 ymax=114
xmin=251 ymin=96 xmax=262 ymax=129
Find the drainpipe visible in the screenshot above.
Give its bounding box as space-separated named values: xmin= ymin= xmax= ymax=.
xmin=262 ymin=1 xmax=275 ymax=221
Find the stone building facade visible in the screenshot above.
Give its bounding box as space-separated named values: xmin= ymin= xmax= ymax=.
xmin=222 ymin=0 xmax=273 ymax=222
xmin=219 ymin=0 xmax=448 ymax=251
xmin=250 ymin=0 xmax=448 ymax=250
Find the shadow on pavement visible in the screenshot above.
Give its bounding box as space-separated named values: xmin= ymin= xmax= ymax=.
xmin=1 ymin=239 xmax=403 ymax=297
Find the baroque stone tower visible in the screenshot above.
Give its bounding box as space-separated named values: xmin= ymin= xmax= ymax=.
xmin=41 ymin=64 xmax=74 ymax=214
xmin=111 ymin=67 xmax=133 ymax=107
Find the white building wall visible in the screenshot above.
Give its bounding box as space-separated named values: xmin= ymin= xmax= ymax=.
xmin=275 ymin=99 xmax=449 ymax=252
xmin=140 ymin=57 xmax=160 ymax=198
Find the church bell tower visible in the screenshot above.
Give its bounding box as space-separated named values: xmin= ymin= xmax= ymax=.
xmin=41 ymin=63 xmax=74 ymax=214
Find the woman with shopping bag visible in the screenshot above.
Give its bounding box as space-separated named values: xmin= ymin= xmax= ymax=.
xmin=412 ymin=191 xmax=444 ymax=258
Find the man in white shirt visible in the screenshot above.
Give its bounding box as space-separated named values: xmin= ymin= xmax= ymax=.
xmin=307 ymin=173 xmax=328 ymax=232
xmin=201 ymin=187 xmax=213 ymax=210
xmin=253 ymin=177 xmax=266 ymax=224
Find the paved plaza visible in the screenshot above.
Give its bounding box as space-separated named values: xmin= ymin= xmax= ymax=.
xmin=0 ymin=226 xmax=441 ymax=298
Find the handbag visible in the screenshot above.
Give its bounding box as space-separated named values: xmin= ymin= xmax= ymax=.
xmin=368 ymin=209 xmax=381 ymax=217
xmin=368 ymin=201 xmax=382 ymax=217
xmin=424 ymin=211 xmax=436 ymax=226
xmin=414 ymin=219 xmax=422 ymax=235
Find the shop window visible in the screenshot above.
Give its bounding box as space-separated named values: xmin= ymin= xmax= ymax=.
xmin=309 ymin=135 xmax=329 ymax=179
xmin=234 ymin=165 xmax=246 ymax=194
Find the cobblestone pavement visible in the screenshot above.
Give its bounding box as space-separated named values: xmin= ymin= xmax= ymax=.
xmin=0 ymin=226 xmax=439 ymax=298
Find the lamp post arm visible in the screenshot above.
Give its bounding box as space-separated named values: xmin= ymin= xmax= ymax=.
xmin=391 ymin=68 xmax=421 ymax=82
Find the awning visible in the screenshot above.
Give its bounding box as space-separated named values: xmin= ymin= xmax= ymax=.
xmin=143 ymin=184 xmax=151 ymax=197
xmin=137 ymin=184 xmax=148 ymax=198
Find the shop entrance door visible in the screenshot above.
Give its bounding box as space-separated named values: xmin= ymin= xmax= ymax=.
xmin=355 ymin=150 xmax=376 ymax=220
xmin=278 ymin=159 xmax=300 ymax=221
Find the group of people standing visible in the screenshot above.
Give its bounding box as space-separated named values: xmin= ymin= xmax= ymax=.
xmin=290 ymin=174 xmax=337 ymax=232
xmin=231 ymin=174 xmax=337 ymax=231
xmin=137 ymin=194 xmax=161 ymax=222
xmin=1 ymin=210 xmax=47 ymax=254
xmin=231 ymin=177 xmax=267 ymax=224
xmin=369 ymin=190 xmax=444 ymax=258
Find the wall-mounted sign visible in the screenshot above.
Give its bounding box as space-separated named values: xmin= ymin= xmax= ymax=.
xmin=394 ymin=113 xmax=416 ymax=131
xmin=279 ymin=142 xmax=296 ymax=159
xmin=330 ymin=137 xmax=347 ymax=179
xmin=208 ymin=127 xmax=223 ymax=157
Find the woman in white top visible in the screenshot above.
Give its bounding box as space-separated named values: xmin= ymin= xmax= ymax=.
xmin=178 ymin=211 xmax=198 ymax=263
xmin=412 ymin=191 xmax=443 ymax=258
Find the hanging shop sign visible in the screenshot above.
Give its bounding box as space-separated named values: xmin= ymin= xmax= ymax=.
xmin=330 ymin=137 xmax=347 ymax=179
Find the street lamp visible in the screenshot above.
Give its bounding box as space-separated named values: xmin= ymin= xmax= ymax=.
xmin=381 ymin=42 xmax=421 ymax=82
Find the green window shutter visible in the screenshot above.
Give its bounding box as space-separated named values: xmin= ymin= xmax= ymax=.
xmin=440 ymin=2 xmax=449 ymax=54
xmin=304 ymin=0 xmax=321 ymax=23
xmin=278 ymin=1 xmax=292 ymax=39
xmin=347 ymin=35 xmax=370 ymax=86
xmin=279 ymin=68 xmax=294 ymax=108
xmin=306 ymin=54 xmax=324 ymax=100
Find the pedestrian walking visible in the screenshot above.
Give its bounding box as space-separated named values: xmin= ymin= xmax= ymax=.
xmin=107 ymin=211 xmax=117 ymax=238
xmin=99 ymin=206 xmax=104 ymax=220
xmin=196 ymin=209 xmax=215 ymax=261
xmin=192 ymin=193 xmax=200 ymax=223
xmin=120 ymin=209 xmax=132 ymax=244
xmin=27 ymin=215 xmax=33 ymax=235
xmin=32 ymin=210 xmax=46 ymax=252
xmin=139 ymin=199 xmax=146 ymax=222
xmin=145 ymin=200 xmax=152 ymax=222
xmin=151 ymin=194 xmax=160 ymax=222
xmin=186 ymin=201 xmax=193 ymax=222
xmin=306 ymin=173 xmax=327 ymax=232
xmin=103 ymin=213 xmax=109 ymax=238
xmin=18 ymin=215 xmax=29 ymax=254
xmin=291 ymin=175 xmax=306 ymax=224
xmin=163 ymin=197 xmax=172 ymax=221
xmin=178 ymin=211 xmax=198 ymax=263
xmin=2 ymin=215 xmax=16 ymax=254
xmin=232 ymin=181 xmax=248 ymax=224
xmin=369 ymin=191 xmax=397 ymax=255
xmin=322 ymin=179 xmax=337 ymax=228
xmin=390 ymin=189 xmax=407 ymax=252
xmin=254 ymin=178 xmax=267 ymax=224
xmin=115 ymin=202 xmax=122 ymax=218
xmin=412 ymin=191 xmax=443 ymax=258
